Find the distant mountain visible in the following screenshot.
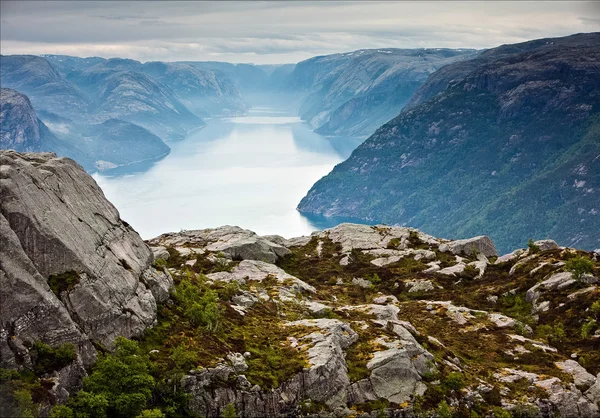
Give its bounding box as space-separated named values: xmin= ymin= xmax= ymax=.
xmin=298 ymin=33 xmax=600 ymax=253
xmin=181 ymin=61 xmax=271 ymax=95
xmin=0 ymin=88 xmax=54 ymax=152
xmin=287 ymin=48 xmax=476 ymax=138
xmin=90 ymin=70 xmax=204 ymax=140
xmin=139 ymin=61 xmax=247 ymax=117
xmin=0 ymin=55 xmax=90 ymax=120
xmin=0 ymin=88 xmax=171 ymax=172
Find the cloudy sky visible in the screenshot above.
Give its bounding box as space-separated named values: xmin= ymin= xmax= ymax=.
xmin=1 ymin=1 xmax=599 ymax=64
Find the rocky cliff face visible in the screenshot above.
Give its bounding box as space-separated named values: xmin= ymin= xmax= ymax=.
xmin=0 ymin=151 xmax=172 ymax=394
xmin=287 ymin=48 xmax=476 ymax=138
xmin=0 ymin=88 xmax=43 ymax=152
xmin=298 ymin=33 xmax=600 ymax=253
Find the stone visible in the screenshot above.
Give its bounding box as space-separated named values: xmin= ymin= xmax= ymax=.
xmin=206 ymin=260 xmax=315 ymax=301
xmin=0 ymin=151 xmax=172 ymax=356
xmin=495 ymin=249 xmax=525 ymax=264
xmin=405 ymin=279 xmax=434 ymax=293
xmin=372 ymin=295 xmax=398 ymax=304
xmin=556 ymin=360 xmax=596 ymax=390
xmin=445 ymin=236 xmax=498 ymax=257
xmin=487 ymin=295 xmax=499 ymax=304
xmin=305 ymin=301 xmax=331 ymax=315
xmin=534 ymin=239 xmax=559 ymax=251
xmin=526 ymin=272 xmax=576 ymax=304
xmin=438 ymin=263 xmax=466 ymax=276
xmin=149 ymin=225 xmax=291 ymax=264
xmin=0 ymin=151 xmax=172 ymax=401
xmin=231 ymin=292 xmax=258 ymax=308
xmin=227 ymin=352 xmax=248 ymax=372
xmin=536 ymin=377 xmax=600 ymax=418
xmin=585 ymin=373 xmax=600 ymax=405
xmin=151 ymin=246 xmax=170 ymax=262
xmin=352 ymin=277 xmax=372 ymax=288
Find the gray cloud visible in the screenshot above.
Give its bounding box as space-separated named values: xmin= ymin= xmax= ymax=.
xmin=1 ymin=1 xmax=598 ymax=64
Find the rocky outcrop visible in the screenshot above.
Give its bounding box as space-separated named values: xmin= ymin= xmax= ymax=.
xmin=0 ymin=88 xmax=43 ymax=152
xmin=149 ymin=225 xmax=291 ymax=263
xmin=182 ymin=319 xmax=358 ymax=417
xmin=439 ymin=236 xmax=497 ymax=258
xmin=0 ymin=151 xmax=172 ymax=369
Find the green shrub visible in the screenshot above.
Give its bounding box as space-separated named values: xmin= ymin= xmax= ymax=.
xmin=169 ymin=343 xmax=199 ymax=370
xmin=174 ymin=277 xmax=223 ymax=332
xmin=581 ymin=318 xmax=598 ymax=339
xmin=442 ymin=372 xmax=465 ymax=392
xmin=386 ymin=238 xmax=401 ymax=249
xmin=49 ymin=405 xmax=75 ymax=418
xmin=492 ymin=407 xmax=512 ymax=418
xmin=527 ymin=239 xmax=540 ymax=254
xmin=221 ymin=403 xmax=236 ymax=418
xmin=68 ymin=391 xmax=109 ymax=418
xmin=367 ymin=273 xmax=381 ymax=285
xmin=13 ymin=388 xmax=38 ymax=418
xmin=33 ymin=341 xmax=77 ymax=375
xmin=437 ymin=400 xmax=452 ymax=418
xmin=536 ymin=323 xmax=566 ymax=344
xmin=68 ymin=338 xmax=154 ymax=418
xmin=512 ymin=404 xmax=540 ymax=418
xmin=591 ymin=300 xmax=600 ymax=317
xmin=47 ymin=271 xmax=80 ymax=296
xmin=565 ymin=257 xmax=594 ymax=281
xmin=137 ymin=408 xmax=166 ymax=418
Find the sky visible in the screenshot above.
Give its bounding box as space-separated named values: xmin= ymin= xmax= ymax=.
xmin=1 ymin=1 xmax=599 ymax=65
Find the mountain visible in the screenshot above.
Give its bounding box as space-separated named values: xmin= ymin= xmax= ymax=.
xmin=90 ymin=70 xmax=204 ymax=140
xmin=287 ymin=48 xmax=477 ymax=138
xmin=0 ymin=55 xmax=90 ymax=120
xmin=0 ymin=88 xmax=171 ymax=171
xmin=139 ymin=61 xmax=247 ymax=117
xmin=182 ymin=61 xmax=271 ymax=94
xmin=298 ymin=33 xmax=600 ymax=253
xmin=1 ymin=151 xmax=599 ymax=417
xmin=0 ymin=88 xmax=47 ymax=152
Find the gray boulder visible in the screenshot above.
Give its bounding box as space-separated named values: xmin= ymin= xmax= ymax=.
xmin=441 ymin=236 xmax=498 ymax=257
xmin=0 ymin=151 xmax=172 ymax=362
xmin=151 ymin=246 xmax=170 ymax=262
xmin=149 ymin=226 xmax=290 ymax=263
xmin=535 ymin=239 xmax=560 ymax=251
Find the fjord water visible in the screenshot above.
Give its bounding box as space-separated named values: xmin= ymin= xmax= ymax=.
xmin=93 ymin=107 xmax=364 ymax=240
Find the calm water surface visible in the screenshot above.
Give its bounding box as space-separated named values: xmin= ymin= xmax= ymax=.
xmin=94 ymin=107 xmax=364 ymax=240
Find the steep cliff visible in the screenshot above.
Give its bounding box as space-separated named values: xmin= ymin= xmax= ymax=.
xmin=0 ymin=150 xmax=172 ymax=411
xmin=298 ymin=33 xmax=600 ymax=253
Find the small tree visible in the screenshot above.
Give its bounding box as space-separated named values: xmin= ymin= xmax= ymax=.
xmin=222 ymin=403 xmax=236 ymax=418
xmin=528 ymin=239 xmax=540 ymax=254
xmin=68 ymin=337 xmax=154 ymax=418
xmin=565 ymin=256 xmax=594 ymax=281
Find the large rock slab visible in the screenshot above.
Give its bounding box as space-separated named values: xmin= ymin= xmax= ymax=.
xmin=0 ymin=151 xmax=172 ymax=358
xmin=182 ymin=319 xmax=358 ymax=417
xmin=149 ymin=225 xmax=290 ymax=263
xmin=440 ymin=236 xmax=498 ymax=257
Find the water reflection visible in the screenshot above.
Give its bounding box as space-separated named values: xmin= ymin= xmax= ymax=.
xmin=94 ymin=107 xmax=365 ymax=239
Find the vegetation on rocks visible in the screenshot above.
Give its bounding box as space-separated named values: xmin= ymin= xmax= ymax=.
xmin=3 ymin=224 xmax=600 ymax=417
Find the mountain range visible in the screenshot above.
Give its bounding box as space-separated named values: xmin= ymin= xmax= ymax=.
xmin=1 ymin=48 xmax=482 ymax=171
xmin=287 ymin=48 xmax=476 ymax=138
xmin=298 ymin=33 xmax=600 ymax=253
